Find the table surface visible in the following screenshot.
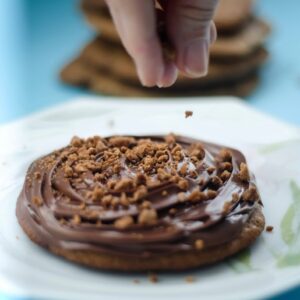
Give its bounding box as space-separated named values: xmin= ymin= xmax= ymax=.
xmin=0 ymin=0 xmax=299 ymax=299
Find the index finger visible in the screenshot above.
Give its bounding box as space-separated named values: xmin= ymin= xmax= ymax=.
xmin=105 ymin=0 xmax=176 ymax=87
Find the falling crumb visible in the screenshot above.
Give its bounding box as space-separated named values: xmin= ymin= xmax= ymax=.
xmin=72 ymin=214 xmax=81 ymax=225
xmin=148 ymin=273 xmax=158 ymax=283
xmin=266 ymin=225 xmax=274 ymax=232
xmin=133 ymin=279 xmax=140 ymax=284
xmin=185 ymin=110 xmax=193 ymax=118
xmin=185 ymin=276 xmax=196 ymax=283
xmin=32 ymin=196 xmax=43 ymax=207
xmin=195 ymin=239 xmax=204 ymax=250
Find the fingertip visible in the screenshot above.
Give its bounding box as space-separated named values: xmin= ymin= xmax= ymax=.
xmin=177 ymin=38 xmax=209 ymax=78
xmin=157 ymin=62 xmax=178 ymax=88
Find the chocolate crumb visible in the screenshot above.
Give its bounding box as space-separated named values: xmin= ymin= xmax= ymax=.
xmin=63 ymin=165 xmax=73 ymax=177
xmin=187 ymin=188 xmax=206 ymax=202
xmin=79 ymin=202 xmax=86 ymax=210
xmin=231 ymin=193 xmax=239 ymax=204
xmin=177 ymin=178 xmax=189 ymax=190
xmin=133 ymin=279 xmax=140 ymax=284
xmin=206 ymin=189 xmax=217 ymax=199
xmin=209 ymin=176 xmax=223 ymax=189
xmin=220 ymin=170 xmax=231 ymax=181
xmin=72 ymin=214 xmax=81 ymax=225
xmin=218 ymin=149 xmax=232 ymax=162
xmin=238 ymin=163 xmax=250 ymax=182
xmin=91 ymin=186 xmax=105 ymax=202
xmin=157 ymin=168 xmax=171 ymax=181
xmin=178 ymin=163 xmax=188 ymax=176
xmin=165 ymin=133 xmax=176 ymax=145
xmin=169 ymin=208 xmax=177 ymax=215
xmin=109 ymin=136 xmax=136 ymax=147
xmin=242 ymin=186 xmax=259 ymax=202
xmin=59 ymin=218 xmax=67 ymax=225
xmin=206 ymin=166 xmax=216 ymax=174
xmin=134 ymin=173 xmax=146 ymax=185
xmin=141 ymin=200 xmax=152 ymax=209
xmin=133 ymin=185 xmax=148 ymax=201
xmin=32 ymin=196 xmax=43 ymax=207
xmin=178 ymin=192 xmax=186 ymax=202
xmin=114 ymin=178 xmax=135 ymax=192
xmin=219 ymin=162 xmax=233 ymax=172
xmin=114 ymin=216 xmax=134 ymax=229
xmin=33 ymin=172 xmax=42 ymax=180
xmin=70 ymin=136 xmax=83 ymax=147
xmin=138 ymin=208 xmax=158 ymax=225
xmin=189 ymin=144 xmax=205 ymax=160
xmin=185 ymin=111 xmax=193 ymax=118
xmin=120 ymin=193 xmax=130 ymax=207
xmin=195 ymin=239 xmax=204 ymax=250
xmin=266 ymin=225 xmax=274 ymax=232
xmin=161 ymin=190 xmax=168 ymax=196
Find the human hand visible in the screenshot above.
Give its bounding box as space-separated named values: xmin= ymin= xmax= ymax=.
xmin=105 ymin=0 xmax=218 ymax=88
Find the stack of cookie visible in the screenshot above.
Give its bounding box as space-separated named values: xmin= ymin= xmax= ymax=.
xmin=61 ymin=0 xmax=271 ymax=97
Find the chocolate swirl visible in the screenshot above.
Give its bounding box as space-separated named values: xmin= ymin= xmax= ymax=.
xmin=17 ymin=134 xmax=261 ymax=257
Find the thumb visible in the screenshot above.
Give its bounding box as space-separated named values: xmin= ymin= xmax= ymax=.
xmin=166 ymin=0 xmax=218 ymax=77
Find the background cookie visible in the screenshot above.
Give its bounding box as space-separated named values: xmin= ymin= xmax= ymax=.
xmin=78 ymin=36 xmax=268 ymax=87
xmin=214 ymin=0 xmax=254 ymax=33
xmin=81 ymin=0 xmax=255 ymax=34
xmin=60 ymin=57 xmax=260 ymax=97
xmin=81 ymin=9 xmax=270 ymax=58
xmin=60 ymin=0 xmax=271 ymax=97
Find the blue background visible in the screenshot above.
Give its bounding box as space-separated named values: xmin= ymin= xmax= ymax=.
xmin=0 ymin=0 xmax=299 ymax=299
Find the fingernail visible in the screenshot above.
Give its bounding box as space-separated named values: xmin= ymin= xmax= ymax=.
xmin=184 ymin=39 xmax=209 ymax=77
xmin=156 ymin=62 xmax=178 ymax=88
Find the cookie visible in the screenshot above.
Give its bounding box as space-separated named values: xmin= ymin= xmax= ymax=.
xmin=214 ymin=0 xmax=254 ymax=33
xmin=81 ymin=0 xmax=254 ymax=33
xmin=82 ymin=10 xmax=120 ymax=43
xmin=60 ymin=56 xmax=260 ymax=97
xmin=82 ymin=9 xmax=270 ymax=58
xmin=210 ymin=18 xmax=271 ymax=58
xmin=78 ymin=36 xmax=268 ymax=87
xmin=17 ymin=134 xmax=264 ymax=271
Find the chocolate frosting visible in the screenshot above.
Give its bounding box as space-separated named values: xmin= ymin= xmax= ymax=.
xmin=17 ymin=135 xmax=261 ymax=257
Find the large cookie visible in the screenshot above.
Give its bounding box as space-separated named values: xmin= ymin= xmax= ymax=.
xmin=214 ymin=0 xmax=254 ymax=32
xmin=81 ymin=0 xmax=254 ymax=33
xmin=82 ymin=9 xmax=270 ymax=58
xmin=17 ymin=134 xmax=265 ymax=271
xmin=78 ymin=36 xmax=268 ymax=88
xmin=60 ymin=56 xmax=260 ymax=97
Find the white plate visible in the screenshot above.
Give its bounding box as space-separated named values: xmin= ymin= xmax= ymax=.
xmin=0 ymin=96 xmax=300 ymax=300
